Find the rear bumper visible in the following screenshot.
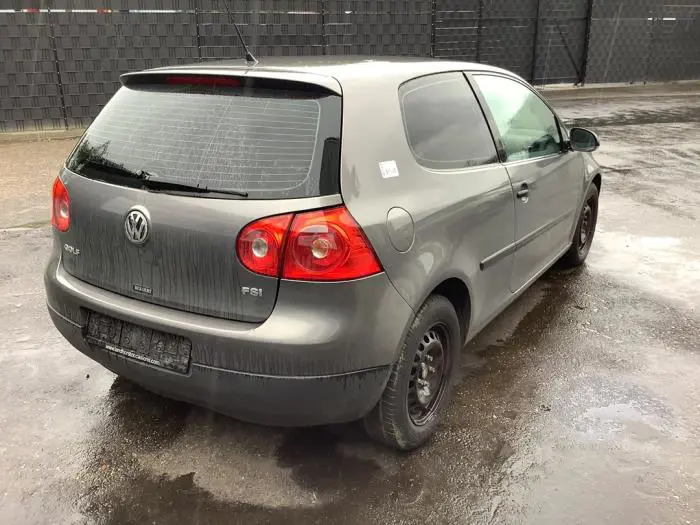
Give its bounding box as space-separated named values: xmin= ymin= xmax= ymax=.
xmin=48 ymin=305 xmax=389 ymax=425
xmin=45 ymin=252 xmax=413 ymax=425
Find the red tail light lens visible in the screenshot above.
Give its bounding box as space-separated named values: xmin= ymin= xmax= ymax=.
xmin=283 ymin=206 xmax=382 ymax=281
xmin=237 ymin=214 xmax=293 ymax=277
xmin=237 ymin=206 xmax=383 ymax=281
xmin=51 ymin=176 xmax=70 ymax=232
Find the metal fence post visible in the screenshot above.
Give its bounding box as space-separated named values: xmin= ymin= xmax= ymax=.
xmin=643 ymin=6 xmax=660 ymax=84
xmin=194 ymin=0 xmax=202 ymax=60
xmin=47 ymin=4 xmax=68 ymax=130
xmin=530 ymin=0 xmax=542 ymax=83
xmin=476 ymin=0 xmax=484 ymax=63
xmin=321 ymin=0 xmax=327 ymax=55
xmin=579 ymin=0 xmax=594 ymax=85
xmin=430 ymin=0 xmax=437 ymax=58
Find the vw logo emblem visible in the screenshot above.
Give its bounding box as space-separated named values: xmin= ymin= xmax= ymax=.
xmin=124 ymin=208 xmax=150 ymax=245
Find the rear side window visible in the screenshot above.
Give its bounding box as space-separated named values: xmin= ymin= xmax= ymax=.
xmin=67 ymin=80 xmax=341 ymax=199
xmin=399 ymin=72 xmax=498 ymax=170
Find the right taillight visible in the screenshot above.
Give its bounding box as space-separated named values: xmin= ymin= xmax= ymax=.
xmin=282 ymin=206 xmax=382 ymax=281
xmin=51 ymin=176 xmax=70 ymax=232
xmin=236 ymin=206 xmax=382 ymax=281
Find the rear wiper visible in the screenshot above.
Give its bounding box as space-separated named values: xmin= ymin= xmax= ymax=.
xmin=79 ymin=160 xmax=248 ymax=198
xmin=140 ymin=176 xmax=249 ymax=198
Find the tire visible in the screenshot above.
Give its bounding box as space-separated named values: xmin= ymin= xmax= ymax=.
xmin=561 ymin=184 xmax=599 ymax=268
xmin=363 ymin=295 xmax=460 ymax=451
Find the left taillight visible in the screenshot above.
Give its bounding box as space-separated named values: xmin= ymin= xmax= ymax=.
xmin=51 ymin=176 xmax=70 ymax=232
xmin=236 ymin=214 xmax=294 ymax=277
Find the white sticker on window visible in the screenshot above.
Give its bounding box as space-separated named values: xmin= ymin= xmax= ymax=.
xmin=379 ymin=160 xmax=399 ymax=179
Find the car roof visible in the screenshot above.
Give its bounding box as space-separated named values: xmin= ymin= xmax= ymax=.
xmin=127 ymin=56 xmax=522 ymax=94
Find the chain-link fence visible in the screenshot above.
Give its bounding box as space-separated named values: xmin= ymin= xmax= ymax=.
xmin=1 ymin=0 xmax=699 ymax=132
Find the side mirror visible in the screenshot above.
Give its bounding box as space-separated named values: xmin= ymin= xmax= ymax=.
xmin=569 ymin=127 xmax=600 ymax=152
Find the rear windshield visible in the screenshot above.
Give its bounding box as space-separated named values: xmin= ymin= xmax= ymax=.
xmin=66 ymin=81 xmax=342 ymax=199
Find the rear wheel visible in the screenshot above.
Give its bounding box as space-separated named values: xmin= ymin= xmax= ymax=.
xmin=561 ymin=184 xmax=599 ymax=268
xmin=363 ymin=295 xmax=460 ymax=451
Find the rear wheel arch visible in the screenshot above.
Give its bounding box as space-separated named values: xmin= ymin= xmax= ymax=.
xmin=429 ymin=277 xmax=472 ymax=344
xmin=385 ymin=275 xmax=473 ymax=368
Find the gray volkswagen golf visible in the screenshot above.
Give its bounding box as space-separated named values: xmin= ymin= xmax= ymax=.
xmin=45 ymin=57 xmax=601 ymax=450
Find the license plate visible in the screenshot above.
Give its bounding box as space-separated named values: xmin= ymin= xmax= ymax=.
xmin=85 ymin=311 xmax=191 ymax=373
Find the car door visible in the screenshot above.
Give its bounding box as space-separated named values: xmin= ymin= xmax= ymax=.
xmin=471 ymin=73 xmax=582 ymax=292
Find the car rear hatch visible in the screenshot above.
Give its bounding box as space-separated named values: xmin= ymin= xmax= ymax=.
xmin=58 ymin=72 xmax=342 ymax=322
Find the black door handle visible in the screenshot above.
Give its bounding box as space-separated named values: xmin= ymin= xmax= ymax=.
xmin=516 ymin=183 xmax=529 ymax=200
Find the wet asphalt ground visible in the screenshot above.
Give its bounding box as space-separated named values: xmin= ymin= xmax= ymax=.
xmin=1 ymin=87 xmax=700 ymax=524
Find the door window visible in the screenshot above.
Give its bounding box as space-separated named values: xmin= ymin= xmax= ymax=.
xmin=399 ymin=73 xmax=498 ymax=170
xmin=474 ymin=75 xmax=562 ymax=162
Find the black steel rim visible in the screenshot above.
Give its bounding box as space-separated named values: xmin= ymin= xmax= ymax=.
xmin=407 ymin=322 xmax=450 ymax=426
xmin=578 ymin=199 xmax=595 ymax=251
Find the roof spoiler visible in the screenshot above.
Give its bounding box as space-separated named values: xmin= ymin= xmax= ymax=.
xmin=119 ymin=69 xmax=343 ymax=95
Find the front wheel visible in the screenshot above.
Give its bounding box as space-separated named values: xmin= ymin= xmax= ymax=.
xmin=561 ymin=184 xmax=599 ymax=268
xmin=363 ymin=295 xmax=460 ymax=451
